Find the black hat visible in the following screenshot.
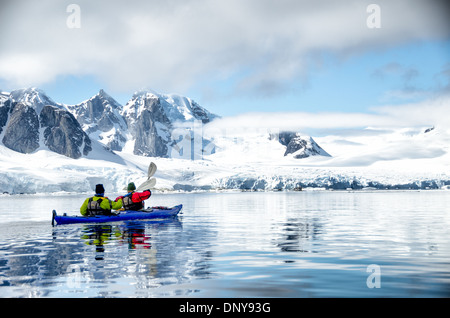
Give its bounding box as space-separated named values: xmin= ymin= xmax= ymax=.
xmin=95 ymin=184 xmax=105 ymax=195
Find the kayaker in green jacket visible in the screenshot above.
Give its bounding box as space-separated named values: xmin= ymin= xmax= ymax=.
xmin=80 ymin=184 xmax=123 ymax=216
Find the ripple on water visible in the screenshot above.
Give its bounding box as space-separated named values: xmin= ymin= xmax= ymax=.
xmin=1 ymin=192 xmax=450 ymax=297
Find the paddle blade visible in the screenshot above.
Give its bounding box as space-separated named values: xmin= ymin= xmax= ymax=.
xmin=137 ymin=177 xmax=156 ymax=191
xmin=148 ymin=162 xmax=157 ymax=178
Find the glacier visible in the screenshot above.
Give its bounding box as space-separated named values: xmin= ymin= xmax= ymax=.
xmin=1 ymin=123 xmax=449 ymax=195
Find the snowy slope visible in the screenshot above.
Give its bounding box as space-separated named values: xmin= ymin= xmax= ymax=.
xmin=189 ymin=125 xmax=450 ymax=191
xmin=1 ymin=124 xmax=449 ymax=194
xmin=0 ymin=139 xmax=149 ymax=194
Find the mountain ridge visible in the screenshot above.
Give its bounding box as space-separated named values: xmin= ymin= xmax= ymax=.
xmin=0 ymin=87 xmax=329 ymax=161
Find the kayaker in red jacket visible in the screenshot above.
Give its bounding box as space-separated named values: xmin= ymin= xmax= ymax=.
xmin=115 ymin=182 xmax=151 ymax=211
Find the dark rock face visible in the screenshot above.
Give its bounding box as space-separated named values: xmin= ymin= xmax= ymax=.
xmin=190 ymin=100 xmax=215 ymax=124
xmin=133 ymin=107 xmax=169 ymax=157
xmin=40 ymin=105 xmax=92 ymax=159
xmin=1 ymin=88 xmax=219 ymax=159
xmin=2 ymin=103 xmax=40 ymax=154
xmin=66 ymin=89 xmax=128 ymax=151
xmin=0 ymin=89 xmax=93 ymax=159
xmin=274 ymin=131 xmax=331 ymax=159
xmin=120 ymin=90 xmax=219 ymax=158
xmin=0 ymin=98 xmax=12 ymax=135
xmin=122 ymin=92 xmax=172 ymax=157
xmin=278 ymin=132 xmax=310 ymax=157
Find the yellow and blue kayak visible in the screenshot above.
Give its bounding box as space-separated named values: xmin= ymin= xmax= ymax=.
xmin=52 ymin=204 xmax=182 ymax=226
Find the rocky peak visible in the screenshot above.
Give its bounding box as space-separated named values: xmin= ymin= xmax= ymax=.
xmin=120 ymin=89 xmax=219 ymax=157
xmin=0 ymin=88 xmax=93 ymax=159
xmin=66 ymin=89 xmax=127 ymax=151
xmin=272 ymin=131 xmax=331 ymax=159
xmin=67 ymin=89 xmax=125 ymax=129
xmin=121 ymin=90 xmax=171 ymax=157
xmin=9 ymin=87 xmax=59 ymax=114
xmin=159 ymin=93 xmax=218 ymax=124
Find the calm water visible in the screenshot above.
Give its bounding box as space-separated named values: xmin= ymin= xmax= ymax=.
xmin=0 ymin=191 xmax=449 ymax=298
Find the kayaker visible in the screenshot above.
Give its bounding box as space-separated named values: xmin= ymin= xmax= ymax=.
xmin=80 ymin=184 xmax=123 ymax=216
xmin=116 ymin=182 xmax=151 ymax=211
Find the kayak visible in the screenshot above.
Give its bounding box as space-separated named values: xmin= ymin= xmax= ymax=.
xmin=52 ymin=204 xmax=182 ymax=226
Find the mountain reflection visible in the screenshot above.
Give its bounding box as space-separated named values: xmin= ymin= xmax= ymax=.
xmin=276 ymin=218 xmax=322 ymax=253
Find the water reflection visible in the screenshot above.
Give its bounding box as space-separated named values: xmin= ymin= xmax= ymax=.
xmin=81 ymin=225 xmax=116 ymax=260
xmin=276 ymin=218 xmax=322 ymax=253
xmin=80 ymin=222 xmax=156 ymax=260
xmin=1 ymin=191 xmax=450 ymax=297
xmin=44 ymin=215 xmax=215 ymax=297
xmin=1 ymin=216 xmax=213 ymax=297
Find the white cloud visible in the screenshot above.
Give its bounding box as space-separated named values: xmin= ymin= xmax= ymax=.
xmin=373 ymin=95 xmax=450 ymax=127
xmin=204 ymin=95 xmax=450 ymax=134
xmin=0 ymin=0 xmax=449 ymax=94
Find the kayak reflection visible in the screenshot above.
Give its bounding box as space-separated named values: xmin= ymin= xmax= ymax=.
xmin=120 ymin=222 xmax=151 ymax=250
xmin=81 ymin=218 xmax=182 ymax=260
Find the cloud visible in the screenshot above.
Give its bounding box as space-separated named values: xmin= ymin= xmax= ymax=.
xmin=0 ymin=0 xmax=449 ymax=95
xmin=371 ymin=63 xmax=419 ymax=82
xmin=373 ymin=95 xmax=450 ymax=127
xmin=372 ymin=60 xmax=450 ymax=103
xmin=204 ymin=95 xmax=450 ymax=134
xmin=434 ymin=63 xmax=450 ymax=93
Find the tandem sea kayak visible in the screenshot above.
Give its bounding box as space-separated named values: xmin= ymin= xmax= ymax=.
xmin=52 ymin=204 xmax=182 ymax=226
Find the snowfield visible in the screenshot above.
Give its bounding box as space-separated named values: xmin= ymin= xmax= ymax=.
xmin=1 ymin=122 xmax=449 ymax=194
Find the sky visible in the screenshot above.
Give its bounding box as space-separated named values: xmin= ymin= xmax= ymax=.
xmin=0 ymin=0 xmax=449 ymax=133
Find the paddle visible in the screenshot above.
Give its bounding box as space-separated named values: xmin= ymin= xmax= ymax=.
xmin=123 ymin=162 xmax=158 ymax=191
xmin=136 ymin=177 xmax=156 ymax=191
xmin=147 ymin=162 xmax=157 ymax=179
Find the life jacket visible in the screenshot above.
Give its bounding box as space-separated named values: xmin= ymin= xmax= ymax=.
xmin=122 ymin=193 xmax=145 ymax=211
xmin=87 ymin=197 xmax=112 ymax=216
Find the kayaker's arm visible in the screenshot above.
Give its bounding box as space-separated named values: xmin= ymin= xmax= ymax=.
xmin=115 ymin=195 xmax=124 ymax=202
xmin=98 ymin=197 xmax=122 ymax=212
xmin=111 ymin=198 xmax=123 ymax=210
xmin=80 ymin=198 xmax=89 ymax=216
xmin=131 ymin=190 xmax=151 ymax=203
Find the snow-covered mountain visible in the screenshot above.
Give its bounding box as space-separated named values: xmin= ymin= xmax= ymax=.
xmin=9 ymin=87 xmax=60 ymax=114
xmin=0 ymin=88 xmax=91 ymax=158
xmin=66 ymin=89 xmax=127 ymax=152
xmin=1 ymin=87 xmax=449 ymax=194
xmin=0 ymin=87 xmax=221 ymax=160
xmin=1 ymin=87 xmax=328 ymax=162
xmin=120 ymin=90 xmax=218 ymax=157
xmin=272 ymin=132 xmax=331 ymax=158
